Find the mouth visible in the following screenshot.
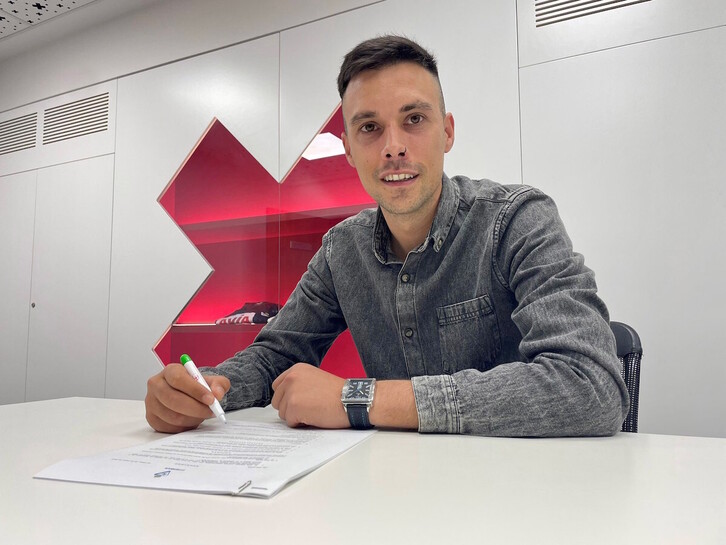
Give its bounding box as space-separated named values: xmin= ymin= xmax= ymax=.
xmin=381 ymin=172 xmax=418 ymax=184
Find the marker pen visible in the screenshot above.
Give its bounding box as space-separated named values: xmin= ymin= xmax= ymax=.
xmin=180 ymin=354 xmax=227 ymax=424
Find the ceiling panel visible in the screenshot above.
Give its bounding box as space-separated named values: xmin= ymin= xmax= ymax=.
xmin=0 ymin=0 xmax=97 ymax=39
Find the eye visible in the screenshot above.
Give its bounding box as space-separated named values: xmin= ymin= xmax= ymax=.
xmin=408 ymin=114 xmax=424 ymax=125
xmin=360 ymin=122 xmax=377 ymax=133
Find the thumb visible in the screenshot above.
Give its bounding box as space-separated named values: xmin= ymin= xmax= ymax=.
xmin=207 ymin=375 xmax=231 ymax=400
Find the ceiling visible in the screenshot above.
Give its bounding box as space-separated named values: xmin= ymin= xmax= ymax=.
xmin=0 ymin=1 xmax=97 ymax=38
xmin=0 ymin=0 xmax=163 ymax=63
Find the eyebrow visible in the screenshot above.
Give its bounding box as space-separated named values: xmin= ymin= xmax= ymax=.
xmin=350 ymin=110 xmax=377 ymax=126
xmin=401 ymin=101 xmax=434 ymax=113
xmin=349 ymin=101 xmax=435 ymax=127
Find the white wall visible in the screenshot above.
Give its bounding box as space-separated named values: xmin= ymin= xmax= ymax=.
xmin=519 ymin=25 xmax=726 ymax=438
xmin=0 ymin=0 xmax=380 ymax=113
xmin=278 ymin=0 xmax=520 ymax=184
xmin=107 ymin=34 xmax=282 ymax=399
xmin=106 ymin=0 xmax=521 ymax=400
xmin=1 ymin=0 xmax=724 ymax=438
xmin=516 ymin=1 xmax=726 ymax=438
xmin=516 ymin=0 xmax=726 ymax=66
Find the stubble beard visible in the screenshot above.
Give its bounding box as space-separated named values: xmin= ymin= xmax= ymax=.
xmin=376 ymin=167 xmax=441 ymax=220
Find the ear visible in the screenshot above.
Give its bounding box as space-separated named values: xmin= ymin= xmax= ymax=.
xmin=443 ymin=112 xmax=455 ymax=153
xmin=341 ymin=130 xmax=356 ymax=168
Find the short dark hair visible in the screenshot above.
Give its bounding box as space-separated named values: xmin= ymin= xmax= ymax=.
xmin=337 ymin=35 xmax=445 ymax=114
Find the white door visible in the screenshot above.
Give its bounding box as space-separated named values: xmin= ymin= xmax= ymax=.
xmin=25 ymin=154 xmax=114 ymax=401
xmin=0 ymin=170 xmax=37 ymax=404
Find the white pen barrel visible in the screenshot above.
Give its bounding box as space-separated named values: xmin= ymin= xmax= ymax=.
xmin=180 ymin=354 xmax=227 ymax=423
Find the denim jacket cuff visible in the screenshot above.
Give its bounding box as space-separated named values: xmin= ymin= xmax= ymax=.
xmin=411 ymin=374 xmax=461 ymax=433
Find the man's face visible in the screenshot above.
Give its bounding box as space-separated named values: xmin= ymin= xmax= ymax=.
xmin=341 ymin=62 xmax=455 ymax=224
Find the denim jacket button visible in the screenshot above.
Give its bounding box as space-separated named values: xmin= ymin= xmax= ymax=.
xmin=404 ymin=328 xmax=414 ymax=338
xmin=401 ymin=273 xmax=410 ymax=283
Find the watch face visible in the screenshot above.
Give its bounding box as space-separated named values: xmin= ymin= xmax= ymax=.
xmin=343 ymin=379 xmax=374 ymax=402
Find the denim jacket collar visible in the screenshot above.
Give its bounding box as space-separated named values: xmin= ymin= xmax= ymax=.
xmin=373 ymin=173 xmax=460 ymax=264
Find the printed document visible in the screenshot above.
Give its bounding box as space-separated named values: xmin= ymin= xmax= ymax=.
xmin=35 ymin=420 xmax=375 ymax=498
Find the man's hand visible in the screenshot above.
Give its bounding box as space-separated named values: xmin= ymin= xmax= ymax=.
xmin=145 ymin=364 xmax=230 ymax=433
xmin=271 ymin=363 xmax=348 ymax=428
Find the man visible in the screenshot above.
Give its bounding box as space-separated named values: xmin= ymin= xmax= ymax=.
xmin=146 ymin=35 xmax=629 ymax=436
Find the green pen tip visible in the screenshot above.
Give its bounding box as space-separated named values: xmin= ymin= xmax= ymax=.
xmin=180 ymin=354 xmax=191 ymax=365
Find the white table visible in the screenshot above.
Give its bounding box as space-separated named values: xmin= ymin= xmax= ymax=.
xmin=1 ymin=398 xmax=724 ymax=545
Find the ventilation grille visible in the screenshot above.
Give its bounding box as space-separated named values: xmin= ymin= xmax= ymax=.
xmin=0 ymin=112 xmax=37 ymax=156
xmin=535 ymin=0 xmax=652 ymax=27
xmin=43 ymin=92 xmax=110 ymax=145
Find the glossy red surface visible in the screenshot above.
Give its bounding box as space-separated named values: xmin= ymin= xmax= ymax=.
xmin=155 ymin=106 xmax=374 ymax=378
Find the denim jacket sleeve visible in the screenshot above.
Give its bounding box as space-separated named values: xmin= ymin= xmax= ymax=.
xmin=200 ymin=234 xmax=347 ymax=411
xmin=411 ymin=189 xmax=630 ymax=437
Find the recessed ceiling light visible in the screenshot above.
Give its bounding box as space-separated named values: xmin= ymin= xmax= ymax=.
xmin=301 ymin=132 xmax=345 ymax=161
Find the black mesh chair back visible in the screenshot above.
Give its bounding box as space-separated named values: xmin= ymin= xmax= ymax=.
xmin=610 ymin=321 xmax=642 ymax=433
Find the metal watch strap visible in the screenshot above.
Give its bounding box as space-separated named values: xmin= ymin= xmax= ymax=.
xmin=346 ymin=404 xmax=373 ymax=429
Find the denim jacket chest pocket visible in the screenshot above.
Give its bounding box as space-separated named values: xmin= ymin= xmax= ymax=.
xmin=436 ymin=294 xmax=501 ymax=373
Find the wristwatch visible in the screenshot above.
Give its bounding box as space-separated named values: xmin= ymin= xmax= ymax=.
xmin=341 ymin=378 xmax=376 ymax=429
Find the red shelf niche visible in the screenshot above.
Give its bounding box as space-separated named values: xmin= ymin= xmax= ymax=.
xmin=281 ymin=108 xmax=372 ymax=215
xmin=159 ymin=119 xmax=280 ymax=225
xmin=155 ymin=106 xmax=374 ymax=379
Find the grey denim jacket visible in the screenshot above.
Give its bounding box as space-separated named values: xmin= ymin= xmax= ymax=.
xmin=203 ymin=175 xmax=630 ymax=437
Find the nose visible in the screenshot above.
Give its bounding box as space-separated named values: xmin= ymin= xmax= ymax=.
xmin=382 ymin=128 xmax=407 ymax=160
xmin=384 ymin=146 xmax=407 ymax=159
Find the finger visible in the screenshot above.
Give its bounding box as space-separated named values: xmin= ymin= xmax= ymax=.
xmin=273 ymin=381 xmax=288 ymax=419
xmin=275 ymin=389 xmax=302 ymax=428
xmin=145 ymin=397 xmax=204 ymax=433
xmin=152 ymin=372 xmax=215 ymax=420
xmin=271 ymin=379 xmax=283 ymax=410
xmin=147 ymin=413 xmax=201 ymax=434
xmin=271 ymin=367 xmax=292 ymax=391
xmin=145 ymin=392 xmax=205 ymax=433
xmin=282 ymin=406 xmax=301 ymax=428
xmin=164 ymin=364 xmax=216 ymax=405
xmin=206 ymin=375 xmax=230 ymax=400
